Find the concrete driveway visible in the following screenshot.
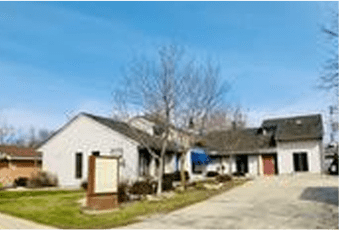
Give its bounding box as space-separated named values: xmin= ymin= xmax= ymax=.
xmin=122 ymin=173 xmax=338 ymax=229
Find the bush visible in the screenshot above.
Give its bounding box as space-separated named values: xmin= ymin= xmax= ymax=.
xmin=81 ymin=181 xmax=88 ymax=190
xmin=172 ymin=171 xmax=190 ymax=181
xmin=118 ymin=182 xmax=130 ymax=203
xmin=162 ymin=174 xmax=173 ymax=190
xmin=129 ymin=181 xmax=154 ymax=195
xmin=232 ymin=172 xmax=245 ymax=177
xmin=206 ymin=171 xmax=219 ymax=177
xmin=216 ymin=174 xmax=232 ymax=183
xmin=28 ymin=171 xmax=58 ymax=188
xmin=14 ymin=177 xmax=29 ymax=187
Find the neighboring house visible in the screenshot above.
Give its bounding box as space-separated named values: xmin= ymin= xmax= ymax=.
xmin=38 ymin=113 xmax=181 ymax=188
xmin=0 ymin=145 xmax=42 ymax=185
xmin=190 ymin=114 xmax=323 ymax=177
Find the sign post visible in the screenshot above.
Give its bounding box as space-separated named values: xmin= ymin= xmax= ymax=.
xmin=86 ymin=155 xmax=119 ymax=210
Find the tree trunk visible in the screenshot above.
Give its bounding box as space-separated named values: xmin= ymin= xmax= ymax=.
xmin=228 ymin=155 xmax=233 ymax=175
xmin=180 ymin=151 xmax=187 ymax=189
xmin=157 ymin=139 xmax=168 ymax=195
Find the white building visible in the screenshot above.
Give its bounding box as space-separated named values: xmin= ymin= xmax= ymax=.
xmin=38 ymin=113 xmax=180 ymax=187
xmin=186 ymin=114 xmax=324 ymax=178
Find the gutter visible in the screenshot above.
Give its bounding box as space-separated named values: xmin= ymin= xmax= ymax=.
xmin=207 ymin=148 xmax=278 ymax=155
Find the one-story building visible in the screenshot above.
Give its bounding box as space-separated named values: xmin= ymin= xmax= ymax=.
xmin=37 ymin=113 xmax=182 ymax=187
xmin=188 ymin=114 xmax=324 ymax=177
xmin=0 ymin=145 xmax=42 ymax=185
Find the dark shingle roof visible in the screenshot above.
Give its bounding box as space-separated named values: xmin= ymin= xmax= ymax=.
xmin=199 ymin=128 xmax=275 ymax=154
xmin=262 ymin=114 xmax=323 ymax=141
xmin=83 ymin=113 xmax=178 ymax=151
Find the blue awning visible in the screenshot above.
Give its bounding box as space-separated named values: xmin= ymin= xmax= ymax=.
xmin=191 ymin=149 xmax=211 ymax=165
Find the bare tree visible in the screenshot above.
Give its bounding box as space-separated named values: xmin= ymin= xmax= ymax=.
xmin=0 ymin=123 xmax=17 ymax=145
xmin=318 ymin=4 xmax=338 ymax=94
xmin=113 ymin=44 xmax=230 ymax=194
xmin=27 ymin=127 xmax=52 ymax=148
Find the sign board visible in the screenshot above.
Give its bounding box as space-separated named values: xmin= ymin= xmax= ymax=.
xmin=94 ymin=157 xmax=118 ymax=193
xmin=86 ymin=155 xmax=120 ymax=210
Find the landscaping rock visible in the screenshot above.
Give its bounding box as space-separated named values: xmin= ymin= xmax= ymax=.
xmin=146 ymin=194 xmax=162 ymax=202
xmin=203 ymin=183 xmax=223 ymax=190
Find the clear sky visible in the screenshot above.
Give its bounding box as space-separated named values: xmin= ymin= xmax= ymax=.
xmin=0 ymin=1 xmax=337 ymax=141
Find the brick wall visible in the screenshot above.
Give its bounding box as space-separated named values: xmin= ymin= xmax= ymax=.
xmin=0 ymin=160 xmax=41 ymax=185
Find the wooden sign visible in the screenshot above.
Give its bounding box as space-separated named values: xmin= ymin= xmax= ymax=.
xmin=86 ymin=155 xmax=119 ymax=210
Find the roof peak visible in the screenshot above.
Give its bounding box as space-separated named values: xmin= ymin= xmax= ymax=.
xmin=263 ymin=114 xmax=321 ymax=122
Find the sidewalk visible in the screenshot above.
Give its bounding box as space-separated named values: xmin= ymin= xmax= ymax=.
xmin=0 ymin=212 xmax=55 ymax=229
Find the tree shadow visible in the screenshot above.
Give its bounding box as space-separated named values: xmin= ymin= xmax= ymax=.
xmin=300 ymin=187 xmax=338 ymax=206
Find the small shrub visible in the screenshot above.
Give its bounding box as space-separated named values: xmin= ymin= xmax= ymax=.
xmin=118 ymin=182 xmax=130 ymax=203
xmin=81 ymin=181 xmax=88 ymax=190
xmin=232 ymin=172 xmax=245 ymax=177
xmin=216 ymin=174 xmax=232 ymax=183
xmin=172 ymin=171 xmax=190 ymax=181
xmin=162 ymin=174 xmax=174 ymax=191
xmin=28 ymin=171 xmax=58 ymax=188
xmin=206 ymin=171 xmax=219 ymax=177
xmin=14 ymin=177 xmax=29 ymax=187
xmin=129 ymin=181 xmax=154 ymax=195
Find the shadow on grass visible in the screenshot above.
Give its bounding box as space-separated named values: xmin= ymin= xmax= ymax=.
xmin=299 ymin=187 xmax=338 ymax=206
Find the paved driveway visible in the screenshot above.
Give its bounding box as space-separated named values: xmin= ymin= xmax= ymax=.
xmin=0 ymin=212 xmax=54 ymax=229
xmin=122 ymin=174 xmax=338 ymax=229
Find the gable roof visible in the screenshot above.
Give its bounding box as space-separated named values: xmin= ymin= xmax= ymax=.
xmin=38 ymin=113 xmax=178 ymax=152
xmin=0 ymin=145 xmax=41 ymax=159
xmin=262 ymin=114 xmax=323 ymax=141
xmin=199 ymin=128 xmax=275 ymax=154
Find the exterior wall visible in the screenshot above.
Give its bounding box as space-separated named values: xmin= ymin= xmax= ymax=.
xmin=277 ymin=140 xmax=322 ymax=174
xmin=128 ymin=118 xmax=154 ymax=136
xmin=206 ymin=156 xmax=231 ymax=175
xmin=164 ymin=153 xmax=176 ymax=174
xmin=248 ymin=155 xmax=259 ymax=175
xmin=39 ymin=115 xmax=140 ymax=187
xmin=0 ymin=160 xmax=41 ymax=185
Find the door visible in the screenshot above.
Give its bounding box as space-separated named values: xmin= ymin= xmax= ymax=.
xmin=236 ymin=155 xmax=248 ymax=174
xmin=262 ymin=155 xmax=275 ymax=175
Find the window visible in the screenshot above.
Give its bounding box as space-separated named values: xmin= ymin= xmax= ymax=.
xmin=192 ymin=162 xmax=204 ymax=174
xmin=92 ymin=151 xmax=100 ymax=156
xmin=293 ymin=152 xmax=308 ymax=172
xmin=75 ymin=153 xmax=82 ymax=179
xmin=139 ymin=149 xmax=150 ymax=176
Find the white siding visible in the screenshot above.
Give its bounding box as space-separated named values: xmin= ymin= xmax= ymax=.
xmin=39 ymin=115 xmax=140 ymax=187
xmin=248 ymin=155 xmax=259 ymax=175
xmin=164 ymin=154 xmax=176 ymax=174
xmin=128 ymin=118 xmax=154 ymax=136
xmin=277 ymin=140 xmax=322 ymax=174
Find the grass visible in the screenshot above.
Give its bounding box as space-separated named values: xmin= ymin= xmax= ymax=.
xmin=0 ymin=180 xmax=247 ymax=229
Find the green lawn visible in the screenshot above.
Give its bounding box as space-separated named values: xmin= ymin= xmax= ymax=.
xmin=0 ymin=180 xmax=247 ymax=229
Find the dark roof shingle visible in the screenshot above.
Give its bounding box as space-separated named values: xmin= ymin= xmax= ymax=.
xmin=83 ymin=113 xmax=178 ymax=151
xmin=199 ymin=128 xmax=274 ymax=154
xmin=262 ymin=114 xmax=323 ymax=141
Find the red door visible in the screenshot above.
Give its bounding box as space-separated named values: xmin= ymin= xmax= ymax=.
xmin=262 ymin=155 xmax=275 ymax=175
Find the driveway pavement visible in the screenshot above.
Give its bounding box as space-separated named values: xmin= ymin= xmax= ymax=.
xmin=122 ymin=173 xmax=338 ymax=229
xmin=0 ymin=174 xmax=337 ymax=229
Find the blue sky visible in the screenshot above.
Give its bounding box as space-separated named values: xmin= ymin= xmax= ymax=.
xmin=0 ymin=1 xmax=337 ymax=141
